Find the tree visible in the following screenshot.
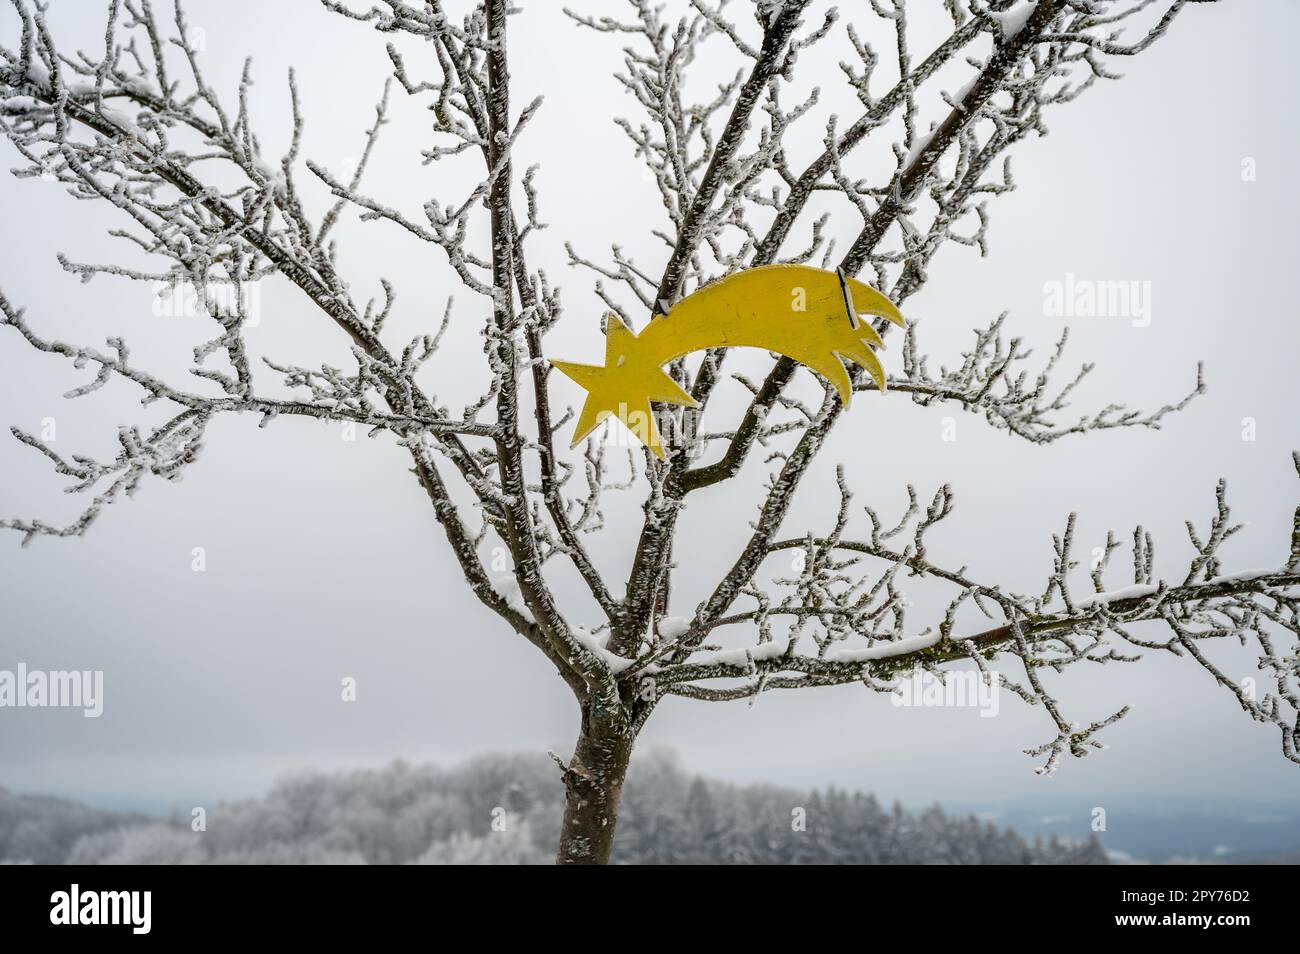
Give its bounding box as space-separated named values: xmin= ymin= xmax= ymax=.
xmin=1 ymin=0 xmax=1296 ymax=865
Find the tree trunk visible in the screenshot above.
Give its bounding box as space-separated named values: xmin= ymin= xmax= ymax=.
xmin=556 ymin=706 xmax=634 ymax=865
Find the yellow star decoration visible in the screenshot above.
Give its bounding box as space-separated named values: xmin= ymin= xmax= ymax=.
xmin=550 ymin=264 xmax=904 ymax=458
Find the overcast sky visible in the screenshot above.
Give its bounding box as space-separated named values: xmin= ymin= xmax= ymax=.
xmin=1 ymin=0 xmax=1298 ymax=820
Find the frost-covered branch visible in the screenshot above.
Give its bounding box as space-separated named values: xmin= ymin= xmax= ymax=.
xmin=0 ymin=0 xmax=570 ymax=679
xmin=648 ymin=463 xmax=1300 ymax=773
xmin=880 ymin=313 xmax=1205 ymax=443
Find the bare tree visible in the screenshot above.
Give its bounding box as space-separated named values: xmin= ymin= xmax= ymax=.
xmin=2 ymin=0 xmax=1296 ymax=865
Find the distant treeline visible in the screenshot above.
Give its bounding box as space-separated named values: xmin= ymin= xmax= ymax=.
xmin=0 ymin=751 xmax=1105 ymax=864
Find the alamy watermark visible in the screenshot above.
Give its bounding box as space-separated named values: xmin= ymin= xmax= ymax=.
xmin=891 ymin=669 xmax=1000 ymax=718
xmin=50 ymin=884 xmax=150 ymax=934
xmin=152 ymin=279 xmax=261 ymax=326
xmin=0 ymin=663 xmax=103 ymax=717
xmin=1043 ymin=272 xmax=1151 ymax=328
xmin=594 ymin=407 xmax=705 ymax=459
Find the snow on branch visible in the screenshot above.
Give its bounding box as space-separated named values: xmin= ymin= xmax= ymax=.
xmin=650 ymin=462 xmax=1300 ymax=773
xmin=0 ymin=0 xmax=540 ymax=660
xmin=882 ymin=312 xmax=1206 ymax=443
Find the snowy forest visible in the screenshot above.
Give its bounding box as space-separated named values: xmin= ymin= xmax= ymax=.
xmin=0 ymin=753 xmax=1106 ymax=865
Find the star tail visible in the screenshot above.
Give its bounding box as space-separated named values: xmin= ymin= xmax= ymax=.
xmin=847 ymin=278 xmax=905 ymax=327
xmin=835 ymin=337 xmax=888 ymax=393
xmin=801 ymin=352 xmax=857 ymax=406
xmin=841 ymin=276 xmax=901 ymax=393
